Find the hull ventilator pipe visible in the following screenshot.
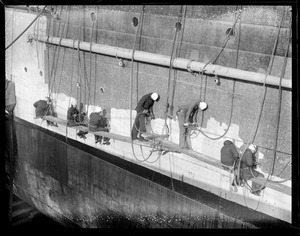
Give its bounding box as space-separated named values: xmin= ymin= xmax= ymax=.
xmin=33 ymin=35 xmax=291 ymax=89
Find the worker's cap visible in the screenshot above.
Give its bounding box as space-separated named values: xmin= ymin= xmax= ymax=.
xmin=199 ymin=101 xmax=208 ymax=111
xmin=71 ymin=98 xmax=77 ymax=107
xmin=45 ymin=97 xmax=51 ymax=102
xmin=248 ymin=144 xmax=257 ymax=152
xmin=95 ymin=107 xmax=102 ymax=113
xmin=151 ymin=93 xmax=160 ymax=102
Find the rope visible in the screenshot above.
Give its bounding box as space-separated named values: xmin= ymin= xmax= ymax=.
xmin=274 ymin=160 xmax=291 ymax=179
xmin=76 ymin=11 xmax=84 ymax=121
xmin=9 ymin=9 xmax=15 ymax=78
xmin=163 ymin=5 xmax=184 ymax=136
xmin=5 ymin=5 xmax=47 ymax=50
xmin=46 ymin=6 xmax=53 ymax=96
xmin=88 ymin=8 xmax=96 ymax=114
xmin=93 ymin=7 xmax=99 ymax=106
xmin=129 ymin=5 xmax=152 ymax=162
xmin=66 ymin=7 xmax=77 ymax=142
xmin=128 ymin=6 xmax=165 ymax=163
xmin=190 ymin=8 xmax=242 ymax=140
xmin=165 ymin=5 xmax=185 ymax=116
xmin=270 ymin=13 xmax=292 ymax=177
xmin=201 ymin=8 xmax=242 ymax=72
xmin=81 ymin=6 xmax=92 ymax=116
xmin=48 ymin=5 xmax=64 ymax=98
xmin=238 ymin=9 xmax=288 ymax=206
xmin=54 ymin=6 xmax=71 ymax=103
xmin=42 ymin=6 xmax=69 ymax=122
xmin=250 ymin=13 xmax=292 ymax=187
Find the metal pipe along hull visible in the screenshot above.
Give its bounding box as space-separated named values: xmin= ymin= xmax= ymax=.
xmin=35 ymin=35 xmax=291 ymax=89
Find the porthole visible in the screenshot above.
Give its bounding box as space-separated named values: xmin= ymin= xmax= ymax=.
xmin=175 ymin=21 xmax=182 ymax=32
xmin=132 ymin=17 xmax=138 ymax=27
xmin=91 ymin=11 xmax=96 ymax=21
xmin=225 ymin=28 xmax=235 ymax=38
xmin=24 ymin=67 xmax=27 ymax=72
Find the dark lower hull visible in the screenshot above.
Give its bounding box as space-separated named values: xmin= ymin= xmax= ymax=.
xmin=6 ymin=116 xmax=291 ymax=228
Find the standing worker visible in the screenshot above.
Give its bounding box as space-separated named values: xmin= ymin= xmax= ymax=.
xmin=131 ymin=92 xmax=160 ymax=141
xmin=176 ymin=99 xmax=208 ymax=149
xmin=89 ymin=108 xmax=110 ymax=145
xmin=240 ymin=144 xmax=265 ymax=196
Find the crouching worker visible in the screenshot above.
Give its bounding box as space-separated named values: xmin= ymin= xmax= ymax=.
xmin=240 ymin=144 xmax=265 ymax=196
xmin=67 ymin=99 xmax=88 ymax=139
xmin=221 ymin=139 xmax=240 ymax=186
xmin=177 ymin=100 xmax=208 ymax=149
xmin=89 ymin=108 xmax=110 ymax=145
xmin=33 ymin=97 xmax=58 ymax=127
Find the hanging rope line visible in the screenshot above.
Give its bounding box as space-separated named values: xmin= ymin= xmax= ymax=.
xmin=9 ymin=9 xmax=15 ymax=79
xmin=81 ymin=6 xmax=92 ymax=117
xmin=129 ymin=5 xmax=153 ymax=162
xmin=42 ymin=6 xmax=68 ymax=122
xmin=127 ymin=6 xmax=166 ymax=163
xmin=88 ymin=7 xmax=96 ymax=114
xmin=169 ymin=5 xmax=187 ymax=117
xmin=237 ymin=10 xmax=290 ymax=210
xmin=191 ymin=8 xmax=242 ymax=140
xmin=5 ymin=5 xmax=47 ymax=50
xmin=66 ymin=35 xmax=77 ymax=141
xmin=76 ymin=9 xmax=84 ymax=121
xmin=163 ymin=5 xmax=184 ymax=137
xmin=54 ymin=6 xmax=71 ymax=102
xmin=270 ymin=13 xmax=292 ymax=178
xmin=93 ymin=7 xmax=99 ymax=106
xmin=46 ymin=5 xmax=53 ymax=96
xmin=164 ymin=5 xmax=184 ymax=117
xmin=48 ymin=5 xmax=64 ymax=99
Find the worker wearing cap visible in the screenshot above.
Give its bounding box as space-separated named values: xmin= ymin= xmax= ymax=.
xmin=89 ymin=108 xmax=110 ymax=145
xmin=33 ymin=97 xmax=58 ymax=127
xmin=240 ymin=144 xmax=265 ymax=196
xmin=131 ymin=92 xmax=160 ymax=141
xmin=177 ymin=99 xmax=208 ymax=149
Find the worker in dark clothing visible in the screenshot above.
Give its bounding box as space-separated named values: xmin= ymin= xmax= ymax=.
xmin=67 ymin=99 xmax=80 ymax=127
xmin=221 ymin=139 xmax=240 ymax=170
xmin=89 ymin=108 xmax=110 ymax=145
xmin=221 ymin=139 xmax=240 ymax=186
xmin=176 ymin=99 xmax=208 ymax=149
xmin=240 ymin=144 xmax=265 ymax=196
xmin=131 ymin=92 xmax=160 ymax=141
xmin=67 ymin=99 xmax=88 ymax=139
xmin=33 ymin=97 xmax=58 ymax=127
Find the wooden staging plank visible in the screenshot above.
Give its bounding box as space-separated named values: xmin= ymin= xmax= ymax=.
xmin=42 ymin=116 xmax=291 ymax=195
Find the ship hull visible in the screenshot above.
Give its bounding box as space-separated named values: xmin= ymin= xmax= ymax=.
xmin=7 ymin=116 xmax=291 ymax=228
xmin=5 ymin=5 xmax=293 ymax=228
